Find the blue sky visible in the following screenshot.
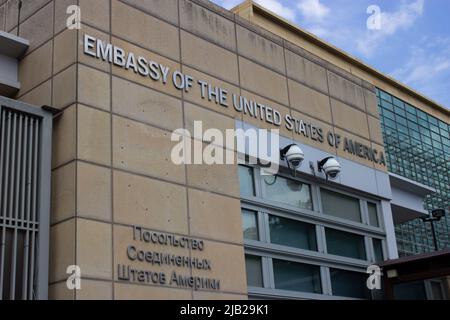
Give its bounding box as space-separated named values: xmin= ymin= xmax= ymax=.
xmin=211 ymin=0 xmax=450 ymax=109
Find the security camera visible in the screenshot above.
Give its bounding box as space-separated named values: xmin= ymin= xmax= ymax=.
xmin=280 ymin=144 xmax=304 ymax=168
xmin=431 ymin=209 xmax=446 ymax=219
xmin=318 ymin=157 xmax=341 ymax=180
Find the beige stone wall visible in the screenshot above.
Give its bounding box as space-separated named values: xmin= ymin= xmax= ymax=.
xmin=3 ymin=0 xmax=390 ymax=300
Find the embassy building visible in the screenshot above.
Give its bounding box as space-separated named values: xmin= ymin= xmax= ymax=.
xmin=0 ymin=0 xmax=448 ymax=300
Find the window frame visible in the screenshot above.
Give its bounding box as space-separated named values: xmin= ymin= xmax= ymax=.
xmin=239 ymin=165 xmax=388 ymax=300
xmin=260 ymin=172 xmax=314 ymax=212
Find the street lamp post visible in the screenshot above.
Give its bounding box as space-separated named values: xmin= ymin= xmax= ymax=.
xmin=421 ymin=209 xmax=446 ymax=251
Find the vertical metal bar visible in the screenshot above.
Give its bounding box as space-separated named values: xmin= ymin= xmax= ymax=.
xmin=0 ymin=109 xmax=7 ymax=299
xmin=27 ymin=118 xmax=35 ymax=299
xmin=8 ymin=113 xmax=17 ymax=222
xmin=10 ymin=114 xmax=22 ymax=299
xmin=28 ymin=119 xmax=39 ymax=300
xmin=7 ymin=113 xmax=17 ymax=300
xmin=430 ymin=220 xmax=439 ymax=251
xmin=24 ymin=116 xmax=33 ymax=300
xmin=21 ymin=117 xmax=29 ymax=300
xmin=20 ymin=117 xmax=28 ymax=223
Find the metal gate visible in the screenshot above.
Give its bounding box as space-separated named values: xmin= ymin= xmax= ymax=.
xmin=0 ymin=97 xmax=52 ymax=300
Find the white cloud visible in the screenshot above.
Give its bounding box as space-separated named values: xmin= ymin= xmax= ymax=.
xmin=297 ymin=0 xmax=330 ymax=21
xmin=254 ymin=0 xmax=296 ymax=21
xmin=357 ymin=0 xmax=425 ymax=57
xmin=391 ymin=38 xmax=450 ymax=107
xmin=393 ymin=47 xmax=450 ymax=85
xmin=378 ymin=0 xmax=424 ymax=35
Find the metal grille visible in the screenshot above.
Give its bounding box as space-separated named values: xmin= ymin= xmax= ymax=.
xmin=0 ymin=108 xmax=41 ymax=300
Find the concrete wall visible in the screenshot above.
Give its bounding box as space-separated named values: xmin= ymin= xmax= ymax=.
xmin=0 ymin=0 xmax=393 ymax=300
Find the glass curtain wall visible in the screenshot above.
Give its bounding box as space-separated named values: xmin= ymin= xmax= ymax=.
xmin=376 ymin=88 xmax=450 ymax=255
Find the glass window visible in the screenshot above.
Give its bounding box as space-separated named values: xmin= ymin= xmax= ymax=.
xmin=245 ymin=255 xmax=263 ymax=287
xmin=393 ymin=97 xmax=404 ymax=109
xmin=431 ymin=131 xmax=442 ymax=142
xmin=398 ymin=133 xmax=410 ymax=145
xmin=430 ymin=124 xmax=440 ymax=134
xmin=394 ymin=107 xmax=406 ymax=118
xmin=405 ymin=103 xmax=416 ymax=114
xmin=419 ymin=126 xmax=431 ymax=137
xmin=430 ymin=281 xmax=445 ymax=300
xmin=408 ymin=120 xmax=419 ymax=132
xmin=263 ymin=176 xmax=313 ymax=210
xmin=273 ymin=259 xmax=322 ymax=294
xmin=428 ymin=115 xmax=438 ymax=126
xmin=379 ymin=90 xmax=392 ymax=103
xmin=380 ymin=99 xmax=393 ymax=111
xmin=397 ymin=124 xmax=408 ymax=135
xmin=269 ymin=215 xmax=317 ymax=251
xmin=372 ymin=238 xmax=384 ymax=262
xmin=418 ymin=118 xmax=429 ymax=129
xmin=367 ymin=202 xmax=379 ymax=227
xmin=242 ymin=209 xmax=258 ymax=240
xmin=394 ymin=281 xmax=427 ymax=300
xmin=396 ymin=115 xmax=407 ymax=127
xmin=325 ymin=228 xmax=366 ymax=260
xmin=383 ymin=118 xmax=397 ymax=130
xmin=406 ymin=111 xmax=418 ymax=122
xmin=417 ymin=109 xmax=428 ymax=120
xmin=422 ymin=136 xmax=432 ymax=146
xmin=382 ymin=108 xmax=395 ymax=120
xmin=321 ymin=189 xmax=361 ymax=222
xmin=330 ymin=268 xmax=371 ymax=299
xmin=439 ymin=120 xmax=448 ymax=131
xmin=238 ymin=165 xmax=255 ymax=197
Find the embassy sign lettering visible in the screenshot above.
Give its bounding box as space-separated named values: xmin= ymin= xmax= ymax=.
xmin=84 ymin=35 xmax=386 ymax=166
xmin=117 ymin=226 xmax=220 ymax=291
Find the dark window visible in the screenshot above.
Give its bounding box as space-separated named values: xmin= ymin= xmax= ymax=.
xmin=245 ymin=255 xmax=263 ymax=287
xmin=242 ymin=209 xmax=258 ymax=241
xmin=238 ymin=165 xmax=255 ymax=197
xmin=330 ymin=268 xmax=371 ymax=299
xmin=269 ymin=215 xmax=317 ymax=251
xmin=273 ymin=259 xmax=322 ymax=294
xmin=372 ymin=238 xmax=384 ymax=262
xmin=321 ymin=189 xmax=361 ymax=222
xmin=367 ymin=202 xmax=379 ymax=227
xmin=394 ymin=281 xmax=427 ymax=300
xmin=325 ymin=228 xmax=366 ymax=260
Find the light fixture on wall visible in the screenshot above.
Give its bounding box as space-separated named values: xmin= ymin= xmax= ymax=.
xmin=317 ymin=157 xmax=341 ymax=180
